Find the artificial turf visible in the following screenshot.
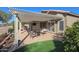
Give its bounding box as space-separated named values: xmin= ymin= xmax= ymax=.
xmin=14 ymin=40 xmax=64 ymax=52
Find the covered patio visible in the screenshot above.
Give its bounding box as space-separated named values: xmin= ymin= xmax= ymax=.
xmin=10 ymin=9 xmax=63 ymax=46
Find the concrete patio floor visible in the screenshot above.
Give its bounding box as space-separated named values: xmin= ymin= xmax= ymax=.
xmin=19 ymin=29 xmax=55 ymax=45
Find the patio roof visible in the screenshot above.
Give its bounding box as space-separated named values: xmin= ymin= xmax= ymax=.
xmin=10 ymin=9 xmax=64 ymax=23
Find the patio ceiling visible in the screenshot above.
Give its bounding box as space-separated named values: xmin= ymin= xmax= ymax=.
xmin=11 ymin=9 xmax=64 ymax=23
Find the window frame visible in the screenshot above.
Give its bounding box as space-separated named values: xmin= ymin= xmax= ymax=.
xmin=59 ymin=20 xmax=64 ymax=31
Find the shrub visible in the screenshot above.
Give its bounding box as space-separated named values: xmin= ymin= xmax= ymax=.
xmin=8 ymin=28 xmax=14 ymax=33
xmin=63 ymin=21 xmax=79 ymax=52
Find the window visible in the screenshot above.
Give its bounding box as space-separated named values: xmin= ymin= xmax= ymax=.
xmin=59 ymin=21 xmax=64 ymax=31
xmin=40 ymin=22 xmax=47 ymax=29
xmin=32 ymin=23 xmax=36 ymax=26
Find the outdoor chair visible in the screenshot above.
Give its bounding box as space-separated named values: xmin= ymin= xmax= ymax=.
xmin=40 ymin=29 xmax=48 ymax=34
xmin=30 ymin=31 xmax=37 ymax=38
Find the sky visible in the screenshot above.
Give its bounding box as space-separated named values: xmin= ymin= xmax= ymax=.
xmin=0 ymin=7 xmax=79 ymax=14
xmin=0 ymin=7 xmax=79 ymax=23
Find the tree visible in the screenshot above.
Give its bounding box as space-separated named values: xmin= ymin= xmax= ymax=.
xmin=0 ymin=10 xmax=9 ymax=23
xmin=63 ymin=21 xmax=79 ymax=52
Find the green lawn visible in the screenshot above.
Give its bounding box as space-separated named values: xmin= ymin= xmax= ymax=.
xmin=14 ymin=40 xmax=64 ymax=52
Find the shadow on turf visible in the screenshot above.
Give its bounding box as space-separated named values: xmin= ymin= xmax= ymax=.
xmin=50 ymin=40 xmax=64 ymax=52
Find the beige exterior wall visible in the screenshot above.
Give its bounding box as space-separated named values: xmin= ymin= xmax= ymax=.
xmin=66 ymin=15 xmax=79 ymax=27
xmin=55 ymin=15 xmax=79 ymax=33
xmin=30 ymin=22 xmax=40 ymax=32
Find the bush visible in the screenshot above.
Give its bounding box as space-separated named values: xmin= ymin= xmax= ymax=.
xmin=63 ymin=21 xmax=79 ymax=52
xmin=8 ymin=28 xmax=14 ymax=33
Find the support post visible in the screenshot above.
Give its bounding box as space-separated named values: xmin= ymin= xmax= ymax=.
xmin=19 ymin=21 xmax=22 ymax=31
xmin=18 ymin=20 xmax=22 ymax=41
xmin=13 ymin=15 xmax=19 ymax=46
xmin=54 ymin=21 xmax=58 ymax=33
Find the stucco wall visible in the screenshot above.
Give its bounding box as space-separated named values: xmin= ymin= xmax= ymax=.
xmin=56 ymin=15 xmax=79 ymax=33
xmin=66 ymin=15 xmax=79 ymax=27
xmin=31 ymin=22 xmax=40 ymax=32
